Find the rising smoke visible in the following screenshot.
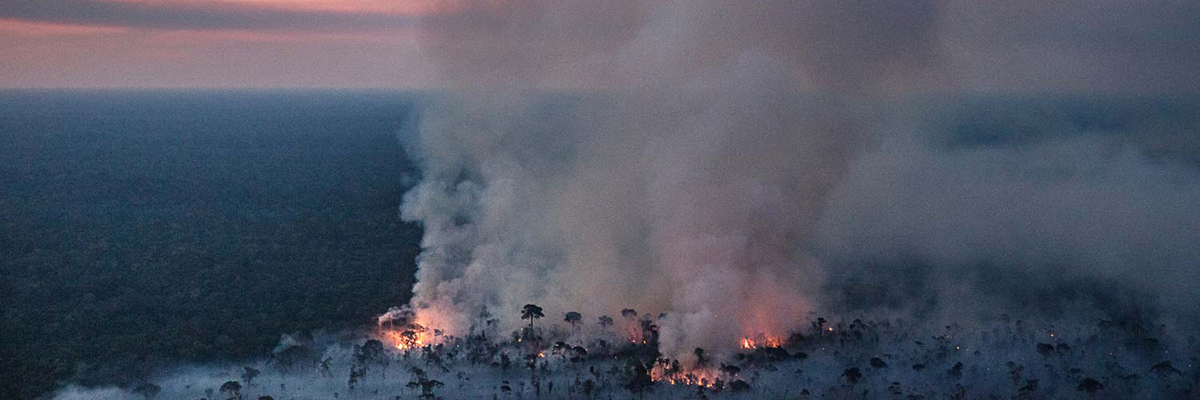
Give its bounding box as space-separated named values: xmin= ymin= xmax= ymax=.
xmin=45 ymin=1 xmax=1200 ymax=398
xmin=397 ymin=0 xmax=1200 ymax=364
xmin=398 ymin=0 xmax=949 ymax=362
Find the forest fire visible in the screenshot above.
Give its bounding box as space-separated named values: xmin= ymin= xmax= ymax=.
xmin=740 ymin=336 xmax=782 ymax=350
xmin=664 ymin=375 xmax=716 ymax=388
xmin=338 ymin=306 xmax=1200 ymax=398
xmin=377 ymin=306 xmax=436 ymax=351
xmin=650 ymin=364 xmax=721 ymax=388
xmin=395 ymin=335 xmax=423 ymax=350
xmin=388 ymin=329 xmax=425 ymax=350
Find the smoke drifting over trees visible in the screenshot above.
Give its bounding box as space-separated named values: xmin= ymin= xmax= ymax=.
xmin=397 ymin=0 xmax=1200 ymax=363
xmin=26 ymin=1 xmax=1200 ymax=398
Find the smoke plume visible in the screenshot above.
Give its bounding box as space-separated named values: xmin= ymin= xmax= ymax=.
xmin=398 ymin=0 xmax=1200 ymax=363
xmin=399 ymin=0 xmax=944 ymax=361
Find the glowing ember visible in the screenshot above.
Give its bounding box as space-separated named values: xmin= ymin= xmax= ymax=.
xmin=386 ymin=327 xmax=427 ymax=350
xmin=395 ymin=337 xmax=424 ymax=350
xmin=393 ymin=331 xmax=424 ymax=350
xmin=651 ymin=365 xmax=721 ymax=388
xmin=740 ymin=336 xmax=782 ymax=349
xmin=377 ymin=306 xmax=435 ymax=350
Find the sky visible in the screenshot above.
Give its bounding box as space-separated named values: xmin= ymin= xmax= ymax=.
xmin=0 ymin=0 xmax=439 ymax=88
xmin=2 ymin=0 xmax=1199 ymax=90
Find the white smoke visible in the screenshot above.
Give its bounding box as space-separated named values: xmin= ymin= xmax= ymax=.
xmin=399 ymin=0 xmax=942 ymax=361
xmin=396 ymin=0 xmax=1200 ymax=363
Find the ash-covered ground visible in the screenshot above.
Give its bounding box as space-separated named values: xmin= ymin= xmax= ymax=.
xmin=56 ymin=309 xmax=1197 ymax=400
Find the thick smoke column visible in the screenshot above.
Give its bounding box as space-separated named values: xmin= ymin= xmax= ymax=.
xmin=399 ymin=0 xmax=943 ymax=360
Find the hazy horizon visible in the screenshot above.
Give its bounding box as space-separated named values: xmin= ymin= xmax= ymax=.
xmin=6 ymin=1 xmax=1199 ymax=399
xmin=4 ymin=0 xmax=1200 ymax=92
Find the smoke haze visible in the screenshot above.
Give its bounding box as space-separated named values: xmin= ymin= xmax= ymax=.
xmin=401 ymin=0 xmax=951 ymax=361
xmin=26 ymin=1 xmax=1200 ymax=398
xmin=396 ymin=0 xmax=1200 ymax=364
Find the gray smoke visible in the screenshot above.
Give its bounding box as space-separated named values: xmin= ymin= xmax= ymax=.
xmin=399 ymin=0 xmax=942 ymax=362
xmin=398 ymin=0 xmax=1200 ymax=363
xmin=815 ymin=102 xmax=1200 ymax=323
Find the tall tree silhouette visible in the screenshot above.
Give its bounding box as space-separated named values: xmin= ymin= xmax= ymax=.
xmin=521 ymin=304 xmax=545 ymax=331
xmin=564 ymin=311 xmax=582 ymax=329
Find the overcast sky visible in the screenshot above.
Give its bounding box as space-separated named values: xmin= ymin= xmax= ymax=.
xmin=2 ymin=0 xmax=1198 ymax=90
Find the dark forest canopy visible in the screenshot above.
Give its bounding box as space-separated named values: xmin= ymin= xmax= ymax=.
xmin=0 ymin=90 xmax=423 ymax=399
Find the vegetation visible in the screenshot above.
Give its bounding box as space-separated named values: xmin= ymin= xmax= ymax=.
xmin=563 ymin=311 xmax=582 ymax=329
xmin=521 ymin=304 xmax=545 ymax=331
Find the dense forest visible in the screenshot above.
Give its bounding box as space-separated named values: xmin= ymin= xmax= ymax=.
xmin=0 ymin=90 xmax=423 ymax=399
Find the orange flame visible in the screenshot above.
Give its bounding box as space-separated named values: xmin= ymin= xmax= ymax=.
xmin=388 ymin=329 xmax=426 ymax=350
xmin=740 ymin=336 xmax=782 ymax=349
xmin=651 ymin=365 xmax=720 ymax=388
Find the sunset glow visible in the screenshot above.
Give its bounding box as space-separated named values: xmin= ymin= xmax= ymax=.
xmin=0 ymin=0 xmax=438 ymax=88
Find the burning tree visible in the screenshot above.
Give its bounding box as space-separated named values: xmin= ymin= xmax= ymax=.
xmin=379 ymin=306 xmax=427 ymax=350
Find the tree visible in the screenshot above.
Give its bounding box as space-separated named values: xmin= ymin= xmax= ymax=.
xmin=564 ymin=311 xmax=582 ymax=329
xmin=475 ymin=307 xmax=496 ymax=339
xmin=598 ymin=315 xmax=614 ymax=328
xmin=621 ymin=309 xmax=638 ymax=320
xmin=624 ymin=361 xmax=652 ymax=398
xmin=841 ymin=367 xmax=862 ymax=385
xmin=348 ymin=365 xmax=365 ymax=392
xmin=408 ymin=365 xmax=444 ymax=400
xmin=241 ymin=366 xmax=261 ymax=386
xmin=219 ymin=380 xmax=242 ymax=400
xmin=521 ymin=304 xmax=544 ymax=331
xmin=354 ymin=339 xmax=387 ymax=372
xmin=639 ymin=318 xmax=658 ymax=345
